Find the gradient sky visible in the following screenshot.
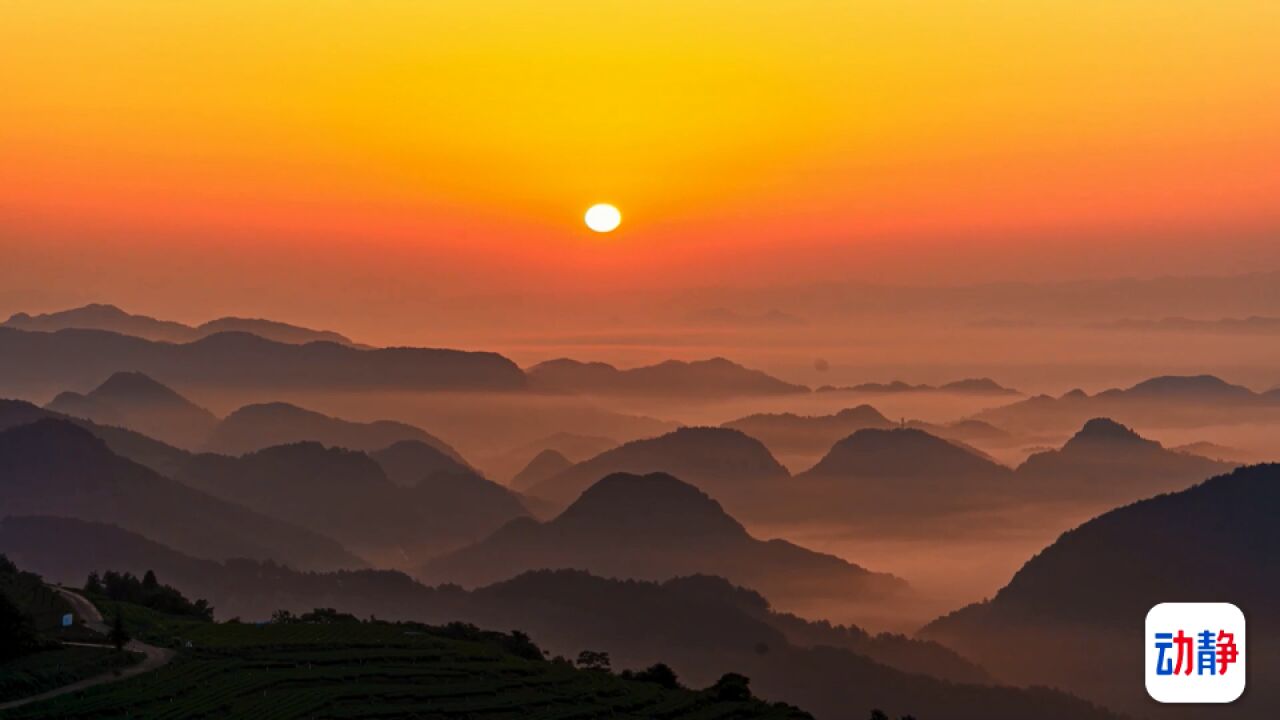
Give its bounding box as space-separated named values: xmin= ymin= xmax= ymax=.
xmin=3 ymin=1 xmax=1279 ymax=330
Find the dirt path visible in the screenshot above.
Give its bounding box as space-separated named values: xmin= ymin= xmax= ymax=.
xmin=0 ymin=587 xmax=176 ymax=713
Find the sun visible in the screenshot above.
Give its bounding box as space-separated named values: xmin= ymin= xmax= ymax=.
xmin=584 ymin=203 xmax=622 ymax=233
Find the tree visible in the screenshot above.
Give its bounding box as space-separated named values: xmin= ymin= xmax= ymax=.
xmin=84 ymin=572 xmax=104 ymax=595
xmin=868 ymin=711 xmax=889 ymax=720
xmin=633 ymin=662 xmax=680 ymax=689
xmin=576 ymin=650 xmax=612 ymax=671
xmin=708 ymin=672 xmax=753 ymax=702
xmin=0 ymin=591 xmax=41 ymax=661
xmin=142 ymin=570 xmax=158 ymax=590
xmin=108 ymin=611 xmax=131 ymax=651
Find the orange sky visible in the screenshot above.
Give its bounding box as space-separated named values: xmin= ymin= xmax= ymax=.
xmin=3 ymin=1 xmax=1280 ymax=317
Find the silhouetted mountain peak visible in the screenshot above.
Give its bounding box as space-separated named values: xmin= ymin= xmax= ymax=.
xmin=1121 ymin=374 xmax=1255 ymax=399
xmin=1061 ymin=418 xmax=1160 ymax=452
xmin=806 ymin=427 xmax=1004 ymax=478
xmin=511 ymin=448 xmax=573 ymax=490
xmin=834 ymin=404 xmax=892 ymax=423
xmin=938 ymin=377 xmax=1020 ymax=394
xmin=90 ymin=371 xmax=185 ymax=403
xmin=554 ymin=472 xmax=746 ymax=539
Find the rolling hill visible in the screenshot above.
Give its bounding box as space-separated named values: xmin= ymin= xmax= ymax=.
xmin=527 ymin=427 xmax=790 ymax=513
xmin=424 ymin=472 xmax=905 ymax=608
xmin=0 ymin=420 xmax=358 ymax=571
xmin=204 ymin=401 xmax=463 ymax=457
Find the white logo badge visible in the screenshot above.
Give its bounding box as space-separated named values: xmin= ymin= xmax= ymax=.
xmin=1145 ymin=603 xmax=1246 ymax=703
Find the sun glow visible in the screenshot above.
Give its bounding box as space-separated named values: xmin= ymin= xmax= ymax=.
xmin=584 ymin=204 xmax=622 ymax=233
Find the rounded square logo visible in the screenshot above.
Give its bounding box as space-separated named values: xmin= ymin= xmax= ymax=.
xmin=1145 ymin=603 xmax=1246 ymax=703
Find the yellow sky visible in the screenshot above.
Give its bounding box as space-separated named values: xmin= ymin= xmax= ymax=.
xmin=3 ymin=0 xmax=1279 ymax=298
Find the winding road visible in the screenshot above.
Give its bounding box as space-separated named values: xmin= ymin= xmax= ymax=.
xmin=0 ymin=587 xmax=175 ymax=713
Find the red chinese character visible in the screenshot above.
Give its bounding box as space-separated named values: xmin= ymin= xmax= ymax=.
xmin=1174 ymin=630 xmax=1194 ymax=675
xmin=1217 ymin=631 xmax=1239 ymax=674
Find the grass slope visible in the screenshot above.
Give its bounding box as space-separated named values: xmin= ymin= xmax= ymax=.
xmin=3 ymin=609 xmax=811 ymax=720
xmin=0 ymin=646 xmax=139 ymax=703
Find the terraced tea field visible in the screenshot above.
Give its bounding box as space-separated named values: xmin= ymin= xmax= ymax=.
xmin=0 ymin=620 xmax=810 ymax=719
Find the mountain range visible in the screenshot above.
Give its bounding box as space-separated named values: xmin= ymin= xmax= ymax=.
xmin=526 ymin=357 xmax=809 ymax=396
xmin=817 ymin=378 xmax=1019 ymax=396
xmin=3 ymin=303 xmax=357 ymax=345
xmin=975 ymin=374 xmax=1280 ymax=432
xmin=0 ymin=325 xmax=526 ymax=397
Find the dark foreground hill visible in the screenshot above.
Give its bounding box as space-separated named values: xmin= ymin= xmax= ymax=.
xmin=527 ymin=427 xmax=790 ymax=514
xmin=527 ymin=356 xmax=809 ymax=396
xmin=0 ymin=420 xmax=358 ymax=571
xmin=0 ymin=326 xmax=525 ymax=397
xmin=424 ymin=472 xmax=904 ymax=608
xmin=0 ymin=597 xmax=811 ymax=720
xmin=921 ymin=464 xmax=1280 ymax=719
xmin=44 ymin=371 xmax=217 ymax=449
xmin=0 ymin=521 xmax=1121 ymax=720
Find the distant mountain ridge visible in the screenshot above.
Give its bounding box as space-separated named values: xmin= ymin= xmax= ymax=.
xmin=975 ymin=373 xmax=1280 ymax=432
xmin=527 ymin=357 xmax=809 ymax=396
xmin=3 ymin=303 xmax=356 ymax=345
xmin=817 ymin=378 xmax=1019 ymax=396
xmin=0 ymin=326 xmax=527 ymax=397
